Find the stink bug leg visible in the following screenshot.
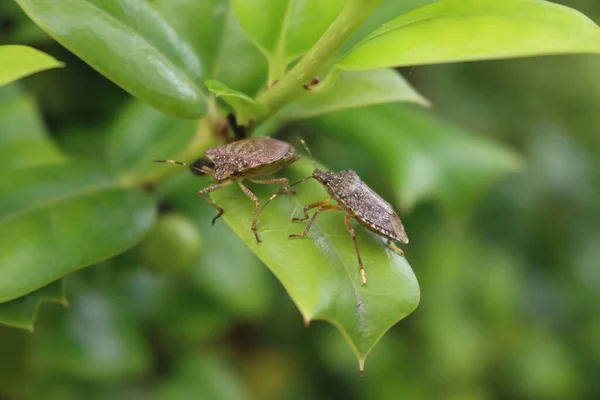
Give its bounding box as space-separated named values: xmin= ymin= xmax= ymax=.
xmin=291 ymin=197 xmax=331 ymax=222
xmin=198 ymin=181 xmax=233 ymax=225
xmin=288 ymin=204 xmax=342 ymax=238
xmin=344 ymin=215 xmax=366 ymax=286
xmin=387 ymin=239 xmax=405 ymax=256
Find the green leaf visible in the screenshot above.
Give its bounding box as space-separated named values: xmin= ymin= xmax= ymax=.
xmin=339 ymin=0 xmax=600 ymax=70
xmin=310 ymin=104 xmax=523 ymax=220
xmin=0 ymin=163 xmax=156 ymax=302
xmin=15 ymin=0 xmax=208 ymax=118
xmin=155 ymin=0 xmax=268 ymax=96
xmin=232 ymin=0 xmax=347 ymax=73
xmin=105 ymin=100 xmax=201 ymax=181
xmin=31 ymin=284 xmax=151 ymax=381
xmin=0 ymin=84 xmax=65 ymax=170
xmin=211 ymin=159 xmax=420 ymax=368
xmin=339 ymin=0 xmax=437 ymax=56
xmin=0 ymin=45 xmax=63 ymax=87
xmin=206 ymin=79 xmax=267 ymax=125
xmin=274 ymin=69 xmax=429 ymax=120
xmin=0 ymin=279 xmax=67 ymax=331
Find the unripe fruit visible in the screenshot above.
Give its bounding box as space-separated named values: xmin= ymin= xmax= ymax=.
xmin=139 ymin=213 xmax=202 ymax=273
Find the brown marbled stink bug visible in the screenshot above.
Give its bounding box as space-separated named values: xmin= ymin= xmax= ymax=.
xmin=155 ymin=136 xmax=300 ymax=243
xmin=265 ymin=139 xmax=408 ymax=286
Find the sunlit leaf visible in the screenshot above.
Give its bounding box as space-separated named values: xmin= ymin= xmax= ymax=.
xmin=0 ymin=84 xmax=65 ymax=170
xmin=211 ymin=159 xmax=420 ymax=369
xmin=0 ymin=163 xmax=156 ymax=302
xmin=0 ymin=279 xmax=67 ymax=331
xmin=0 ymin=45 xmax=63 ymax=87
xmin=339 ymin=0 xmax=437 ymax=56
xmin=339 ymin=0 xmax=600 ymax=70
xmin=15 ymin=0 xmax=207 ymax=118
xmin=310 ymin=104 xmax=523 ymax=220
xmin=274 ymin=69 xmax=429 ymax=120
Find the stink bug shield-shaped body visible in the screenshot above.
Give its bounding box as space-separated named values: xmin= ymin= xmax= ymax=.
xmin=267 ymin=139 xmax=408 ymax=286
xmin=155 ymin=137 xmax=300 ymax=243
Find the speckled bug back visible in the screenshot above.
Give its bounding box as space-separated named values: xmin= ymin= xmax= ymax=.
xmin=205 ymin=137 xmax=295 ymax=181
xmin=314 ymin=169 xmax=409 ymax=244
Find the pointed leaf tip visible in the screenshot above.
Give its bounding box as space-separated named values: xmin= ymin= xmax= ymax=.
xmin=212 ymin=160 xmax=419 ymax=362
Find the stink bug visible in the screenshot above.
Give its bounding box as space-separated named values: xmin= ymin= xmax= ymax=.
xmin=265 ymin=139 xmax=408 ymax=286
xmin=155 ymin=136 xmax=300 ymax=243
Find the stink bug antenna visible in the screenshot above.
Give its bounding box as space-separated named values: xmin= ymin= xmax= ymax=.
xmin=259 ymin=175 xmax=314 ymax=213
xmin=259 ymin=138 xmax=316 ymax=213
xmin=153 ymin=158 xmax=214 ymax=176
xmin=259 ymin=177 xmax=309 ymax=213
xmin=297 ymin=137 xmax=317 ymax=169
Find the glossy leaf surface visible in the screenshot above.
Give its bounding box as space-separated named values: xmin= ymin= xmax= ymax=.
xmin=156 ymin=0 xmax=267 ymax=95
xmin=339 ymin=0 xmax=600 ymax=70
xmin=0 ymin=280 xmax=67 ymax=331
xmin=15 ymin=0 xmax=207 ymax=118
xmin=0 ymin=45 xmax=63 ymax=87
xmin=0 ymin=164 xmax=156 ymax=301
xmin=275 ymin=69 xmax=429 ymax=120
xmin=211 ymin=160 xmax=420 ymax=366
xmin=310 ymin=104 xmax=522 ymax=220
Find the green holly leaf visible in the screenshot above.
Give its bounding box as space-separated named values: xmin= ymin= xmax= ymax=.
xmin=15 ymin=0 xmax=207 ymax=118
xmin=211 ymin=159 xmax=420 ymax=372
xmin=274 ymin=69 xmax=429 ymax=120
xmin=339 ymin=0 xmax=600 ymax=70
xmin=0 ymin=279 xmax=67 ymax=331
xmin=0 ymin=163 xmax=156 ymax=302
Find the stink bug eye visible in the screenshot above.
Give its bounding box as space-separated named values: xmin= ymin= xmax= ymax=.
xmin=190 ymin=158 xmax=215 ymax=176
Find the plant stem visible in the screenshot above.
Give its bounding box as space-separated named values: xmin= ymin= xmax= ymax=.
xmin=257 ymin=0 xmax=382 ymax=115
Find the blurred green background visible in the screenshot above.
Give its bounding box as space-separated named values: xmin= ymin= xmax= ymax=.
xmin=2 ymin=0 xmax=600 ymax=399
